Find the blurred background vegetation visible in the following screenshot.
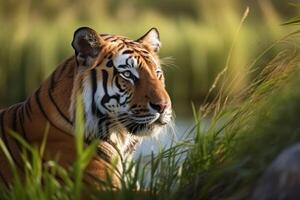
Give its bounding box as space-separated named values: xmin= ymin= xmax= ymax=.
xmin=1 ymin=1 xmax=300 ymax=199
xmin=0 ymin=0 xmax=299 ymax=118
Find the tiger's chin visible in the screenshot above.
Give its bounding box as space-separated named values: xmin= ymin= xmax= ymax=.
xmin=124 ymin=115 xmax=171 ymax=137
xmin=126 ymin=123 xmax=163 ymax=137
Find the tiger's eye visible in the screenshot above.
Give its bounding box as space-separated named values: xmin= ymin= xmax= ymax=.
xmin=120 ymin=70 xmax=137 ymax=83
xmin=123 ymin=71 xmax=131 ymax=78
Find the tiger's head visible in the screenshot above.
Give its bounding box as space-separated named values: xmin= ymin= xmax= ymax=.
xmin=71 ymin=27 xmax=172 ymax=141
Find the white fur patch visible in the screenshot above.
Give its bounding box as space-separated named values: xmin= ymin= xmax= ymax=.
xmin=113 ymin=53 xmax=139 ymax=78
xmin=146 ymin=29 xmax=161 ymax=50
xmin=82 ymin=75 xmax=100 ymax=139
xmin=138 ymin=28 xmax=161 ymax=52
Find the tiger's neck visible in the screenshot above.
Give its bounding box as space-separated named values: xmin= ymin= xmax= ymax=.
xmin=32 ymin=56 xmax=138 ymax=157
xmin=71 ymin=62 xmax=140 ymax=158
xmin=10 ymin=56 xmax=76 ymax=142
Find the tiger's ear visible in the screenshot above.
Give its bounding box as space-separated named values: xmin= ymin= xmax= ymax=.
xmin=72 ymin=27 xmax=102 ymax=67
xmin=137 ymin=28 xmax=161 ymax=53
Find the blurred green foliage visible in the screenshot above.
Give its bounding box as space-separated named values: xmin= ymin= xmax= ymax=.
xmin=0 ymin=0 xmax=299 ymax=117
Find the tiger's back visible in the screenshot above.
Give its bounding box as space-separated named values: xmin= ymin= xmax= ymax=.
xmin=0 ymin=58 xmax=80 ymax=186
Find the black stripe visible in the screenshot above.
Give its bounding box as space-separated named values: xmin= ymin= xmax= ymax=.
xmin=24 ymin=103 xmax=31 ymax=119
xmin=48 ymin=91 xmax=73 ymax=125
xmin=96 ymin=148 xmax=122 ymax=178
xmin=100 ymin=70 xmax=111 ymax=111
xmin=106 ymin=139 xmax=123 ymax=163
xmin=96 ymin=108 xmax=106 ymax=137
xmin=12 ymin=106 xmax=18 ymax=132
xmin=96 ymin=148 xmax=113 ymax=166
xmin=124 ymin=139 xmax=138 ymax=154
xmin=20 ymin=105 xmax=25 ymax=125
xmin=19 ymin=105 xmax=29 ymax=142
xmin=91 ymin=69 xmax=98 ymax=115
xmin=125 ymin=57 xmax=132 ymax=67
xmin=118 ymin=64 xmax=128 ymax=69
xmin=110 ymin=39 xmax=118 ymax=43
xmin=102 ymin=70 xmax=109 ymax=94
xmin=35 ymin=88 xmax=49 ymax=120
xmin=106 ymin=60 xmax=114 ymax=68
xmin=34 ymin=88 xmax=71 ymax=136
xmin=48 ymin=65 xmax=73 ymax=125
xmin=0 ymin=170 xmax=8 ymax=188
xmin=100 ymin=70 xmax=122 ymax=111
xmin=0 ymin=111 xmax=4 ymax=134
xmin=115 ymin=76 xmax=125 ymax=92
xmin=119 ymin=93 xmax=131 ymax=106
xmin=24 ymin=98 xmax=32 ymax=121
xmin=113 ymin=67 xmax=118 ymax=77
xmin=0 ymin=110 xmax=23 ymax=170
xmin=141 ymin=50 xmax=149 ymax=55
xmin=122 ymin=50 xmax=134 ymax=54
xmin=11 ymin=106 xmax=24 ymax=150
xmin=103 ymin=36 xmax=115 ymax=40
xmin=49 ymin=69 xmax=57 ymax=90
xmin=130 ymin=104 xmax=137 ymax=109
xmin=117 ymin=43 xmax=125 ymax=49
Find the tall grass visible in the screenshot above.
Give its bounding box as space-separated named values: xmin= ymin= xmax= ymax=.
xmin=177 ymin=49 xmax=300 ymax=200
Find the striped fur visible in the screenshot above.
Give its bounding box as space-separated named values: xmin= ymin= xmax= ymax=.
xmin=0 ymin=27 xmax=172 ymax=189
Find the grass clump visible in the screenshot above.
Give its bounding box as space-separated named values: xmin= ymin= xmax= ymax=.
xmin=175 ymin=48 xmax=300 ymax=200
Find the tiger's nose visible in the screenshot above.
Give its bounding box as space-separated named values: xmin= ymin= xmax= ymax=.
xmin=149 ymin=102 xmax=168 ymax=114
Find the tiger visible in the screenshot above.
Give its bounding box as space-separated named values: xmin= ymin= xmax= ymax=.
xmin=0 ymin=26 xmax=172 ymax=189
